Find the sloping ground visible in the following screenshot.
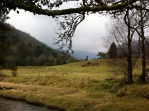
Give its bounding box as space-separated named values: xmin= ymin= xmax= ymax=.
xmin=0 ymin=59 xmax=149 ymax=111
xmin=4 ymin=24 xmax=75 ymax=66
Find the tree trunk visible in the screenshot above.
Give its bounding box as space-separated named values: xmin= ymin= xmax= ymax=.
xmin=140 ymin=3 xmax=147 ymax=83
xmin=127 ymin=13 xmax=133 ymax=84
xmin=127 ymin=38 xmax=133 ymax=83
xmin=141 ymin=30 xmax=146 ymax=82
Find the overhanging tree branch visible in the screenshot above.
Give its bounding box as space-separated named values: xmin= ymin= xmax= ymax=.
xmin=1 ymin=0 xmax=136 ymax=16
xmin=54 ymin=13 xmax=85 ymax=52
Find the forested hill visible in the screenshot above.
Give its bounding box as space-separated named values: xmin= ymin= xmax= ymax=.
xmin=4 ymin=24 xmax=76 ymax=66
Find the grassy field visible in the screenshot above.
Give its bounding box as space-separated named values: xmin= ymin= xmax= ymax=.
xmin=0 ymin=59 xmax=149 ymax=111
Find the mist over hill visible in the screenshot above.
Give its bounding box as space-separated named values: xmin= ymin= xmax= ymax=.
xmin=4 ymin=24 xmax=75 ymax=66
xmin=70 ymin=50 xmax=98 ymax=60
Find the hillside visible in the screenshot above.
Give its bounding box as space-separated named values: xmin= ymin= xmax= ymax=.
xmin=4 ymin=24 xmax=75 ymax=66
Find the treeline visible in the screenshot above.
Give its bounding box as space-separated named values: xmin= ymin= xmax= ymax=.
xmin=3 ymin=24 xmax=76 ymax=66
xmin=102 ymin=38 xmax=149 ymax=60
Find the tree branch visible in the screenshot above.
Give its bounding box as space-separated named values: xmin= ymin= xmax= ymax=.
xmin=1 ymin=0 xmax=136 ymax=16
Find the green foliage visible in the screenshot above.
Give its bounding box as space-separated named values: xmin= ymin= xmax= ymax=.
xmin=0 ymin=12 xmax=18 ymax=71
xmin=4 ymin=63 xmax=17 ymax=71
xmin=97 ymin=52 xmax=106 ymax=59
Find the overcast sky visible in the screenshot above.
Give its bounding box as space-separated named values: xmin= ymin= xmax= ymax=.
xmin=7 ymin=2 xmax=110 ymax=54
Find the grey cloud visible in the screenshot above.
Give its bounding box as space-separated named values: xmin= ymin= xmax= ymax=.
xmin=7 ymin=9 xmax=109 ymax=53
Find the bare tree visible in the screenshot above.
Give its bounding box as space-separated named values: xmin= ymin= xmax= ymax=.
xmin=105 ymin=9 xmax=140 ymax=83
xmin=105 ymin=0 xmax=149 ymax=83
xmin=133 ymin=1 xmax=149 ymax=82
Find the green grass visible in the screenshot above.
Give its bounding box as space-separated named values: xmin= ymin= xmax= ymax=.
xmin=0 ymin=59 xmax=149 ymax=111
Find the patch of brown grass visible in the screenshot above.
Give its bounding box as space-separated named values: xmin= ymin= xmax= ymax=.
xmin=1 ymin=59 xmax=149 ymax=110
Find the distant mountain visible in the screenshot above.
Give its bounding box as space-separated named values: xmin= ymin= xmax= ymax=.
xmin=70 ymin=50 xmax=98 ymax=60
xmin=4 ymin=24 xmax=75 ymax=66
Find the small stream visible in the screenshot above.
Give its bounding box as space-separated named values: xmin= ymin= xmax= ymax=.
xmin=0 ymin=97 xmax=58 ymax=111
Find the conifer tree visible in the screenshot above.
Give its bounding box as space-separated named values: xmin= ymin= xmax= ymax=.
xmin=108 ymin=42 xmax=117 ymax=58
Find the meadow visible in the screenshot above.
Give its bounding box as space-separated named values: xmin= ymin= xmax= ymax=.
xmin=0 ymin=59 xmax=149 ymax=111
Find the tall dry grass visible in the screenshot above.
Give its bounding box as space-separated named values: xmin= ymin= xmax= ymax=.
xmin=0 ymin=59 xmax=149 ymax=111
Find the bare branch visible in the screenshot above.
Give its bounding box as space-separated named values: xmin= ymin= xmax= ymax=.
xmin=54 ymin=13 xmax=85 ymax=52
xmin=0 ymin=0 xmax=136 ymax=17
